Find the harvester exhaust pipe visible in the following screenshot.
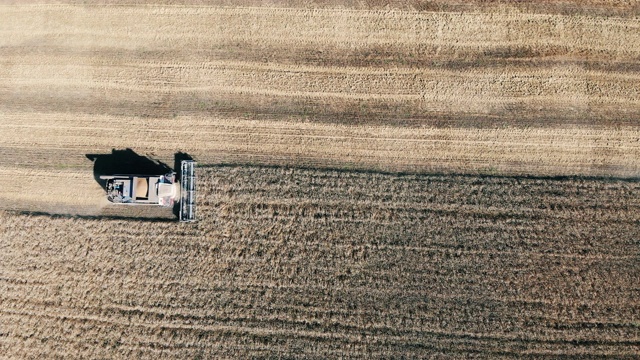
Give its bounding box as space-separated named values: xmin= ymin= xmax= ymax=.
xmin=179 ymin=160 xmax=197 ymax=222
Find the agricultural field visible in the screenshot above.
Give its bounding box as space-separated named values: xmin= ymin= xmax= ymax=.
xmin=1 ymin=1 xmax=639 ymax=358
xmin=2 ymin=166 xmax=640 ymax=358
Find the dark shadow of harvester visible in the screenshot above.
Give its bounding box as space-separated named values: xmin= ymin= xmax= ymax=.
xmin=86 ymin=149 xmax=197 ymax=222
xmin=174 ymin=152 xmax=194 ymax=184
xmin=86 ymin=148 xmax=172 ymax=189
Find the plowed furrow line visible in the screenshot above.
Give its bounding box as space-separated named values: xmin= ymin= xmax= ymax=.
xmin=3 ymin=307 xmax=638 ymax=355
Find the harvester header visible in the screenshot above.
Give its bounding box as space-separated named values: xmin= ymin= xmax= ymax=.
xmin=179 ymin=160 xmax=197 ymax=222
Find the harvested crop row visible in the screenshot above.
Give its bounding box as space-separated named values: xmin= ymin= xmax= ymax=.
xmin=2 ymin=5 xmax=640 ymax=129
xmin=1 ymin=113 xmax=639 ymax=184
xmin=7 ymin=0 xmax=640 ymax=17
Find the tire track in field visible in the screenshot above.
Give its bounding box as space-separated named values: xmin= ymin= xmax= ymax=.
xmin=3 ymin=60 xmax=640 ymax=129
xmin=4 ymin=60 xmax=640 ymax=122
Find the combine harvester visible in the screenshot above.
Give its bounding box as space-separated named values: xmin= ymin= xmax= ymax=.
xmin=100 ymin=160 xmax=197 ymax=222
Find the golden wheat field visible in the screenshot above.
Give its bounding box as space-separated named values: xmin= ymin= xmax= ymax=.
xmin=1 ymin=1 xmax=639 ymax=358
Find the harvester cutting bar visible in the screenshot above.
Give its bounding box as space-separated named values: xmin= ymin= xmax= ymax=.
xmin=179 ymin=160 xmax=197 ymax=222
